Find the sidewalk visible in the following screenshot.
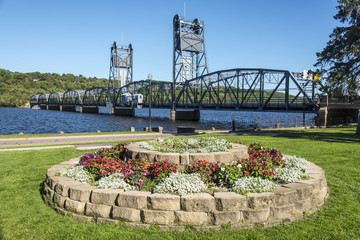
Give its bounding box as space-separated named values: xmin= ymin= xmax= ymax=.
xmin=0 ymin=132 xmax=175 ymax=151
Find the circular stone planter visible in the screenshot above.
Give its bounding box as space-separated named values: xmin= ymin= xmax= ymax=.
xmin=125 ymin=142 xmax=249 ymax=167
xmin=42 ymin=157 xmax=328 ymax=231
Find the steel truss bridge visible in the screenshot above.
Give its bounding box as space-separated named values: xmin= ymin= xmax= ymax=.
xmin=31 ymin=68 xmax=321 ymax=113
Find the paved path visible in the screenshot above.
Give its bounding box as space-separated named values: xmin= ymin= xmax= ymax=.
xmin=0 ymin=132 xmax=175 ymax=147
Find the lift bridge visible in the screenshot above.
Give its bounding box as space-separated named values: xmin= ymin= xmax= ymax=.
xmin=30 ymin=14 xmax=326 ymax=122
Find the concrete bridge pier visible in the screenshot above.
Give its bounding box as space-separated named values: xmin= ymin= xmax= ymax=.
xmin=81 ymin=107 xmax=99 ymax=113
xmin=114 ymin=107 xmax=135 ymax=116
xmin=61 ymin=106 xmax=76 ymax=112
xmin=315 ymin=106 xmax=359 ymax=127
xmin=48 ymin=105 xmax=61 ymax=111
xmin=170 ymin=110 xmax=200 ymax=121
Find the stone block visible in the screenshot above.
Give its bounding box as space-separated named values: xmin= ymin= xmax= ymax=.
xmin=191 ymin=225 xmax=221 ymax=232
xmin=56 ymin=207 xmax=68 ymax=216
xmin=300 ymin=178 xmax=322 ymax=195
xmin=53 ymin=192 xmax=67 ymax=208
xmin=85 ymin=203 xmax=112 ymax=218
xmin=91 ymin=188 xmax=121 ymax=206
xmin=212 ymin=211 xmax=241 ymax=225
xmin=48 ymin=176 xmax=63 ymax=189
xmin=213 ymin=152 xmax=233 ymax=164
xmin=124 ymin=222 xmax=150 ymax=229
xmin=283 ymin=183 xmax=312 ymax=200
xmin=174 ymin=211 xmax=208 ymax=225
xmin=155 ymin=152 xmax=180 ymax=165
xmin=189 ymin=153 xmax=215 ymax=164
xmin=54 ymin=180 xmax=71 ymax=197
xmin=271 ymin=205 xmax=295 ymax=220
xmin=68 ymin=184 xmax=93 ymax=202
xmin=294 ymin=198 xmax=312 ymax=214
xmin=180 ymin=154 xmax=190 ymax=165
xmin=247 ymin=192 xmax=275 ymax=209
xmin=138 ymin=151 xmax=157 ymax=162
xmin=158 ymin=225 xmax=185 ymax=231
xmin=116 ymin=191 xmax=151 ymax=209
xmin=272 ymin=186 xmax=298 ymax=205
xmin=64 ymin=198 xmax=86 ymax=214
xmin=181 ymin=193 xmax=215 ymax=212
xmin=140 ymin=209 xmax=175 ymax=225
xmin=97 ymin=218 xmax=119 ymax=225
xmin=311 ymin=186 xmax=328 ymax=207
xmin=243 ymin=208 xmax=270 ymax=223
xmin=112 ymin=206 xmax=141 ymax=222
xmin=44 ymin=186 xmax=54 ymax=201
xmin=214 ymin=192 xmax=247 ymax=211
xmin=147 ymin=193 xmax=180 ymax=211
xmin=72 ymin=213 xmax=94 ymax=222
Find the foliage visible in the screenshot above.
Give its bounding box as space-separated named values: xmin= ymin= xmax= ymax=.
xmin=185 ymin=159 xmax=218 ymax=185
xmin=231 ymin=176 xmax=277 ymax=195
xmin=95 ymin=172 xmax=134 ymax=190
xmin=240 ymin=142 xmax=284 ymax=180
xmin=147 ymin=159 xmax=178 ymax=183
xmin=215 ymin=163 xmax=243 ymax=187
xmin=314 ymin=0 xmax=360 ymax=100
xmin=273 ymin=155 xmax=309 ymax=183
xmin=140 ymin=136 xmax=232 ymax=153
xmin=0 ymin=68 xmax=108 ymax=107
xmin=58 ymin=165 xmax=93 ymax=183
xmin=153 ymin=173 xmax=207 ymax=196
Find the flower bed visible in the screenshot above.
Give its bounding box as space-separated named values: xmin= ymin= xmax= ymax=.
xmin=42 ymin=137 xmax=328 ymax=230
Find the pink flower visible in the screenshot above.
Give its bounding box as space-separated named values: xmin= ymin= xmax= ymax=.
xmin=138 ymin=179 xmax=143 ymax=186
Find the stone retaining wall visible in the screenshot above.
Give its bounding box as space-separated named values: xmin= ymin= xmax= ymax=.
xmin=42 ymin=157 xmax=328 ymax=231
xmin=126 ymin=142 xmax=249 ymax=167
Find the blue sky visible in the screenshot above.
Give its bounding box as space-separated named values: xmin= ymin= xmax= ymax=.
xmin=0 ymin=0 xmax=339 ymax=81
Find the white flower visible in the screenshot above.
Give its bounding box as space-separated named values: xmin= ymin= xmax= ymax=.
xmin=59 ymin=166 xmax=92 ymax=183
xmin=153 ymin=173 xmax=207 ymax=196
xmin=221 ymin=167 xmax=225 ymax=172
xmin=237 ymin=164 xmax=242 ymax=168
xmin=231 ymin=177 xmax=277 ymax=195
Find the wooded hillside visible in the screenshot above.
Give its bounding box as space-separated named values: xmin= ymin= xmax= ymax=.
xmin=0 ymin=69 xmax=108 ymax=107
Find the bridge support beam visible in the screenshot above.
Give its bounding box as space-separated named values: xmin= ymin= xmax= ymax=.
xmin=315 ymin=106 xmax=359 ymax=127
xmin=61 ymin=106 xmax=76 ymax=112
xmin=170 ymin=110 xmax=200 ymax=121
xmin=114 ymin=108 xmax=135 ymax=117
xmin=48 ymin=105 xmax=60 ymax=111
xmin=82 ymin=107 xmax=99 ymax=113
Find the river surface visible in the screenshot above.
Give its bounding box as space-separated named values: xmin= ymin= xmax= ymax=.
xmin=0 ymin=107 xmax=316 ymax=135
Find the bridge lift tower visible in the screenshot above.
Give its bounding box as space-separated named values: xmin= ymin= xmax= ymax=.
xmin=172 ymin=14 xmax=209 ymax=108
xmin=109 ymin=41 xmax=133 ymax=89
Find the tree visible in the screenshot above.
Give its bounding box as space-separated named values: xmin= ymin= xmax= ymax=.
xmin=314 ymin=0 xmax=360 ymax=135
xmin=315 ymin=0 xmax=360 ymax=101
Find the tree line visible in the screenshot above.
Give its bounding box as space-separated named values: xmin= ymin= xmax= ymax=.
xmin=0 ymin=69 xmax=109 ymax=107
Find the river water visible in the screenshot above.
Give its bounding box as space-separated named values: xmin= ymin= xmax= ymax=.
xmin=0 ymin=107 xmax=315 ymax=135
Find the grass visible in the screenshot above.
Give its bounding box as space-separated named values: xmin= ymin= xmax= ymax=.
xmin=1 ymin=133 xmax=360 ymax=239
xmin=261 ymin=125 xmax=360 ymax=142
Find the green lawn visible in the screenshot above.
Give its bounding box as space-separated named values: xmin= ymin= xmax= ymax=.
xmin=1 ymin=134 xmax=360 ymax=239
xmin=261 ymin=125 xmax=360 ymax=142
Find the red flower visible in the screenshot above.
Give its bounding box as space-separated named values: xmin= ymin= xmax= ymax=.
xmin=156 ymin=172 xmax=160 ymax=176
xmin=244 ymin=171 xmax=249 ymax=176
